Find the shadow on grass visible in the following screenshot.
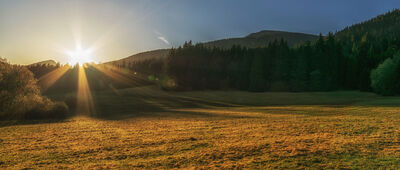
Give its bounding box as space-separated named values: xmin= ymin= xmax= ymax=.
xmin=8 ymin=82 xmax=400 ymax=126
xmin=90 ymin=91 xmax=247 ymax=120
xmin=46 ymin=86 xmax=400 ymax=121
xmin=39 ymin=66 xmax=247 ymax=120
xmin=0 ymin=115 xmax=74 ymax=128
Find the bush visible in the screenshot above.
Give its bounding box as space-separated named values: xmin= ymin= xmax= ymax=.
xmin=24 ymin=100 xmax=69 ymax=119
xmin=370 ymin=53 xmax=400 ymax=96
xmin=0 ymin=61 xmax=69 ymax=120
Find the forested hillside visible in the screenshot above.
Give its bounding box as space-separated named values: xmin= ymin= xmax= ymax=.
xmin=334 ymin=9 xmax=400 ymax=93
xmin=336 ymin=9 xmax=400 ymax=42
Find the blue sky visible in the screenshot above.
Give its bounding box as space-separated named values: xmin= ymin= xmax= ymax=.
xmin=1 ymin=0 xmax=399 ymax=64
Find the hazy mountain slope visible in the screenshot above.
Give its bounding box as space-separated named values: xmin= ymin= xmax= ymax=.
xmin=202 ymin=30 xmax=318 ymax=48
xmin=108 ymin=49 xmax=170 ymax=66
xmin=29 ymin=60 xmax=57 ymax=66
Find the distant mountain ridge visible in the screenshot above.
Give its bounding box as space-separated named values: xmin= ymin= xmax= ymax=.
xmin=110 ymin=30 xmax=318 ymax=66
xmin=202 ymin=30 xmax=318 ymax=49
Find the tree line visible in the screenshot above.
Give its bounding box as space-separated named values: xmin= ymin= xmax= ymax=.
xmin=163 ymin=32 xmax=400 ymax=94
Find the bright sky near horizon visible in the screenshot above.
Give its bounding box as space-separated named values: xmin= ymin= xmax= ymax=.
xmin=1 ymin=0 xmax=400 ymax=65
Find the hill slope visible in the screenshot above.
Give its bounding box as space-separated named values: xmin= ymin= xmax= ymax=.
xmin=108 ymin=49 xmax=170 ymax=66
xmin=203 ymin=30 xmax=318 ymax=49
xmin=29 ymin=60 xmax=57 ymax=66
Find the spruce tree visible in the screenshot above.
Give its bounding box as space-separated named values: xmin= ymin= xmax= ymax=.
xmin=249 ymin=51 xmax=266 ymax=92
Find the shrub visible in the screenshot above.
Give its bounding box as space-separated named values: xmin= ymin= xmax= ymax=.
xmin=370 ymin=53 xmax=400 ymax=96
xmin=24 ymin=100 xmax=69 ymax=119
xmin=0 ymin=61 xmax=69 ymax=120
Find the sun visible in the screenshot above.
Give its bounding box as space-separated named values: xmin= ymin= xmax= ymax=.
xmin=66 ymin=46 xmax=94 ymax=66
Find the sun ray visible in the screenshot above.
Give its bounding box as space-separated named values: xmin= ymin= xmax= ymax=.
xmin=91 ymin=64 xmax=145 ymax=87
xmin=38 ymin=66 xmax=71 ymax=91
xmin=104 ymin=64 xmax=150 ymax=82
xmin=90 ymin=64 xmax=167 ymax=99
xmin=77 ymin=65 xmax=96 ymax=115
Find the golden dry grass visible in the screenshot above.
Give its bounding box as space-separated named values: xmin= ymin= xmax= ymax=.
xmin=1 ymin=87 xmax=400 ymax=169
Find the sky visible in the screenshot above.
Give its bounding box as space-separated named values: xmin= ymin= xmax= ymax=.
xmin=1 ymin=0 xmax=400 ymax=65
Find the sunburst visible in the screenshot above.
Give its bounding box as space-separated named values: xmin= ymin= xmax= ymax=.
xmin=66 ymin=45 xmax=94 ymax=66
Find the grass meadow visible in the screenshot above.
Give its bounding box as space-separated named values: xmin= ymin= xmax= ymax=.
xmin=0 ymin=86 xmax=399 ymax=169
